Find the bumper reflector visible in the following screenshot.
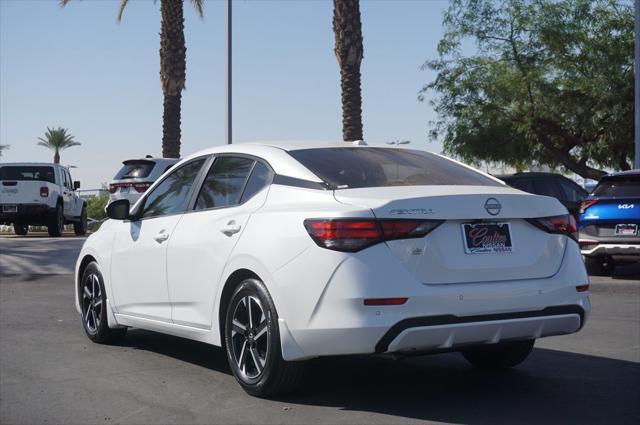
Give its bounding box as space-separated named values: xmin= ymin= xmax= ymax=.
xmin=364 ymin=298 xmax=408 ymax=306
xmin=576 ymin=284 xmax=589 ymax=292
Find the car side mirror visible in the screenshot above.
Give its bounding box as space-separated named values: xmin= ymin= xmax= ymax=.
xmin=106 ymin=199 xmax=131 ymax=220
xmin=73 ymin=181 xmax=81 ymax=190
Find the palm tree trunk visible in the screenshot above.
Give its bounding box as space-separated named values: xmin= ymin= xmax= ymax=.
xmin=333 ymin=0 xmax=364 ymax=142
xmin=54 ymin=148 xmax=60 ymax=164
xmin=162 ymin=92 xmax=182 ymax=158
xmin=160 ymin=0 xmax=186 ymax=158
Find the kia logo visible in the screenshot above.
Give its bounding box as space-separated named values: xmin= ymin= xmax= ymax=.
xmin=618 ymin=204 xmax=634 ymax=209
xmin=484 ymin=198 xmax=502 ymax=216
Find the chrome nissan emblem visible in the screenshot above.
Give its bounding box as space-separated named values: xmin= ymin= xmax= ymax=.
xmin=484 ymin=198 xmax=501 ymax=216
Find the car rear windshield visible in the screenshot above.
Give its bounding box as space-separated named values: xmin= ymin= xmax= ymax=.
xmin=114 ymin=161 xmax=156 ymax=180
xmin=592 ymin=175 xmax=640 ymax=197
xmin=0 ymin=166 xmax=56 ymax=183
xmin=288 ymin=148 xmax=500 ymax=189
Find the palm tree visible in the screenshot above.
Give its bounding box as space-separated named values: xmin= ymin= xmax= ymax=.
xmin=333 ymin=0 xmax=364 ymax=142
xmin=60 ymin=0 xmax=205 ymax=158
xmin=37 ymin=127 xmax=80 ymax=164
xmin=0 ymin=144 xmax=9 ymax=158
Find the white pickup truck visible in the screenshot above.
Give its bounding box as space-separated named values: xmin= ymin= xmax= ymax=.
xmin=0 ymin=163 xmax=87 ymax=237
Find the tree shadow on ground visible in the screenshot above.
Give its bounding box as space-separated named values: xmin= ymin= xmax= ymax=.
xmin=119 ymin=329 xmax=640 ymax=424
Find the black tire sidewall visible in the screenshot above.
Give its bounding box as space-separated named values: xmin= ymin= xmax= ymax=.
xmin=80 ymin=262 xmax=109 ymax=341
xmin=74 ymin=207 xmax=87 ymax=236
xmin=224 ymin=278 xmax=283 ymax=395
xmin=48 ymin=204 xmax=63 ymax=237
xmin=14 ymin=223 xmax=28 ymax=235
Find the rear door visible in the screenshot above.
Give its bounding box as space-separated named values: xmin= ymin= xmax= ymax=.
xmin=110 ymin=158 xmax=207 ymax=322
xmin=167 ymin=157 xmax=273 ymax=329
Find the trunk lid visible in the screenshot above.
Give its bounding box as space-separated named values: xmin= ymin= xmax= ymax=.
xmin=334 ymin=185 xmax=569 ymax=284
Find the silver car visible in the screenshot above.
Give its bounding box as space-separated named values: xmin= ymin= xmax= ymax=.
xmin=109 ymin=157 xmax=178 ymax=205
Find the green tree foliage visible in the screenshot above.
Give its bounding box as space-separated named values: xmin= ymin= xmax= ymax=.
xmin=37 ymin=127 xmax=80 ymax=164
xmin=85 ymin=192 xmax=108 ymax=222
xmin=422 ymin=0 xmax=634 ymax=179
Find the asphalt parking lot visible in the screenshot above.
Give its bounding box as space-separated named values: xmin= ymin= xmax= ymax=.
xmin=1 ymin=236 xmax=639 ymax=424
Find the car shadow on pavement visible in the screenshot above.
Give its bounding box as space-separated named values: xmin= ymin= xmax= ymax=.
xmin=610 ymin=262 xmax=640 ymax=280
xmin=119 ymin=329 xmax=639 ymax=424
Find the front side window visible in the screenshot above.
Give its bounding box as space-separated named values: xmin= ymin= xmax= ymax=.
xmin=141 ymin=159 xmax=206 ymax=219
xmin=289 ymin=148 xmax=500 ymax=189
xmin=195 ymin=157 xmax=254 ymax=210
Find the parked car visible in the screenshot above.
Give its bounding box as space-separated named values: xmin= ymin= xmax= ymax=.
xmin=0 ymin=162 xmax=87 ymax=236
xmin=76 ymin=143 xmax=589 ymax=397
xmin=496 ymin=172 xmax=588 ymax=218
xmin=109 ymin=157 xmax=178 ymax=205
xmin=578 ymin=170 xmax=640 ymax=275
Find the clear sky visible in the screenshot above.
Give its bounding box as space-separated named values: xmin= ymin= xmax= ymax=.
xmin=0 ymin=0 xmax=449 ymax=189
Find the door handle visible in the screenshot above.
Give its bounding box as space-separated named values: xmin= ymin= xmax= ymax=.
xmin=153 ymin=229 xmax=170 ymax=243
xmin=220 ymin=220 xmax=241 ymax=236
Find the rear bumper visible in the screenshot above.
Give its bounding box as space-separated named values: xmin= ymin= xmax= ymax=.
xmin=276 ymin=241 xmax=590 ymax=361
xmin=376 ymin=305 xmax=584 ymax=353
xmin=580 ymin=242 xmax=640 ymax=258
xmin=0 ymin=203 xmax=54 ymax=224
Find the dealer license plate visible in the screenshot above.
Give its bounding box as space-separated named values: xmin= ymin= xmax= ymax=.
xmin=462 ymin=222 xmax=513 ymax=254
xmin=615 ymin=224 xmax=638 ymax=236
xmin=2 ymin=204 xmax=18 ymax=213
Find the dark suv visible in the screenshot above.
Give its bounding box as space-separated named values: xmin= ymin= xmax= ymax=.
xmin=495 ymin=172 xmax=588 ymax=217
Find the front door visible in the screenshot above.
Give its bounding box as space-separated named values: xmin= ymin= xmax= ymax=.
xmin=109 ymin=158 xmax=208 ymax=322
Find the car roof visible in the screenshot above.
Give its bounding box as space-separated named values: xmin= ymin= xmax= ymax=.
xmin=0 ymin=162 xmax=67 ymax=169
xmin=495 ymin=172 xmax=564 ymax=179
xmin=603 ymin=169 xmax=640 ymax=178
xmin=178 ymin=141 xmax=414 ymax=182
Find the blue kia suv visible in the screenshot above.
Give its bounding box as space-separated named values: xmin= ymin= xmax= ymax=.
xmin=578 ymin=170 xmax=640 ymax=275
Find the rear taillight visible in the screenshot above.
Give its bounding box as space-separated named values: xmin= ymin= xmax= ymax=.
xmin=527 ymin=214 xmax=578 ymax=241
xmin=40 ymin=186 xmax=49 ymax=197
xmin=304 ymin=218 xmax=443 ymax=252
xmin=109 ymin=184 xmax=118 ymax=194
xmin=133 ymin=182 xmax=152 ymax=193
xmin=579 ymin=200 xmax=598 ymax=214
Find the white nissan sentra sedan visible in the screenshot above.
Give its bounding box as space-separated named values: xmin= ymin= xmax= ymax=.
xmin=75 ymin=142 xmax=590 ymax=396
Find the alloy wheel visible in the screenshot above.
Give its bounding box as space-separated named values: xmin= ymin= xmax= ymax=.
xmin=230 ymin=295 xmax=270 ymax=380
xmin=82 ymin=273 xmax=103 ymax=334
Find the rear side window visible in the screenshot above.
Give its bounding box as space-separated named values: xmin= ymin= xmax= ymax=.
xmin=0 ymin=166 xmax=56 ymax=183
xmin=240 ymin=162 xmax=273 ymax=203
xmin=115 ymin=161 xmax=156 ymax=180
xmin=141 ymin=159 xmax=206 ymax=218
xmin=532 ymin=179 xmax=562 ymax=199
xmin=507 ymin=178 xmax=536 ymax=193
xmin=288 ymin=148 xmax=499 ymax=189
xmin=593 ymin=175 xmax=640 ymax=197
xmin=195 ymin=157 xmax=255 ymax=210
xmin=557 ymin=179 xmax=587 ymax=202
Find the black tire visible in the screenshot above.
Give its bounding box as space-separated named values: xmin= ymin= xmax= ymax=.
xmin=584 ymin=256 xmax=614 ymax=276
xmin=461 ymin=339 xmax=535 ymax=369
xmin=13 ymin=223 xmax=28 ymax=236
xmin=224 ymin=278 xmax=305 ymax=397
xmin=80 ymin=262 xmax=127 ymax=344
xmin=47 ymin=203 xmax=64 ymax=237
xmin=74 ymin=207 xmax=87 ymax=236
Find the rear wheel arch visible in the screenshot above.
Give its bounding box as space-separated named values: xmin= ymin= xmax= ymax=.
xmin=218 ymin=268 xmax=262 ymax=348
